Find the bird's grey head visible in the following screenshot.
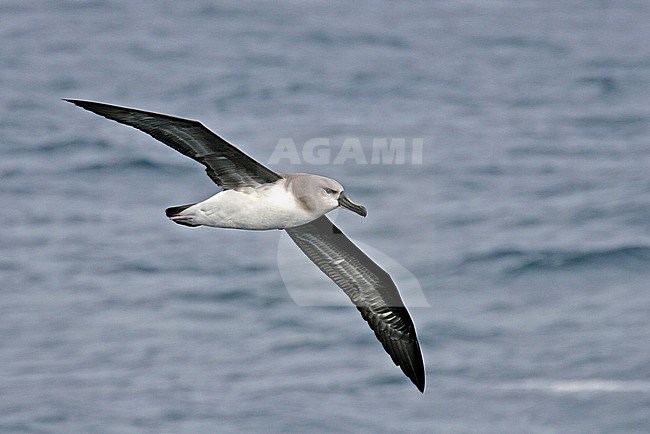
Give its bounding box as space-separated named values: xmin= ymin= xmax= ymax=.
xmin=287 ymin=174 xmax=367 ymax=218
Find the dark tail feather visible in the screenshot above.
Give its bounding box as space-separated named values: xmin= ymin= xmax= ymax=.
xmin=165 ymin=203 xmax=195 ymax=218
xmin=165 ymin=203 xmax=200 ymax=227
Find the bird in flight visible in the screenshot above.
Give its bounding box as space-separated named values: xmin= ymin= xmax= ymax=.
xmin=66 ymin=99 xmax=425 ymax=393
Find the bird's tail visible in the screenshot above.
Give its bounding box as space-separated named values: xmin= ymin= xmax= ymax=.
xmin=165 ymin=203 xmax=200 ymax=227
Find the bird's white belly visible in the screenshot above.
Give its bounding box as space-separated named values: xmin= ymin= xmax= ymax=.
xmin=185 ymin=184 xmax=316 ymax=230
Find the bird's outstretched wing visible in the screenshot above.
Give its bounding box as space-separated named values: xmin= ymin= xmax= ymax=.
xmin=286 ymin=215 xmax=425 ymax=392
xmin=65 ymin=99 xmax=282 ymax=189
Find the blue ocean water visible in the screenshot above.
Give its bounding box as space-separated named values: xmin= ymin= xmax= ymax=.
xmin=2 ymin=1 xmax=650 ymax=432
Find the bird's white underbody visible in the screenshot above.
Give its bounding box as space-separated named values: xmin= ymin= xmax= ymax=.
xmin=172 ymin=182 xmax=312 ymax=229
xmin=172 ymin=176 xmax=344 ymax=230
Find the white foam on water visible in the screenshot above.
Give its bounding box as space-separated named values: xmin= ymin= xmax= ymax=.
xmin=497 ymin=379 xmax=650 ymax=394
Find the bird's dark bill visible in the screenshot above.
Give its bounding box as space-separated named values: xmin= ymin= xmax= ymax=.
xmin=338 ymin=192 xmax=367 ymax=217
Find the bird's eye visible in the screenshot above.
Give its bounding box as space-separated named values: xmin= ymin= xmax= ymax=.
xmin=324 ymin=187 xmax=336 ymax=195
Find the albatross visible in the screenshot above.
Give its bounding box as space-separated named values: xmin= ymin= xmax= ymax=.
xmin=66 ymin=99 xmax=426 ymax=393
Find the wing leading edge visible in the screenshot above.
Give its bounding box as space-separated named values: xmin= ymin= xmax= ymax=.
xmin=65 ymin=99 xmax=282 ymax=189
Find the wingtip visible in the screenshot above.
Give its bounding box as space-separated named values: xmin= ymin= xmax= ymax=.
xmin=64 ymin=98 xmax=86 ymax=108
xmin=404 ymin=345 xmax=426 ymax=393
xmin=64 ymin=98 xmax=87 ymax=107
xmin=407 ymin=366 xmax=426 ymax=393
